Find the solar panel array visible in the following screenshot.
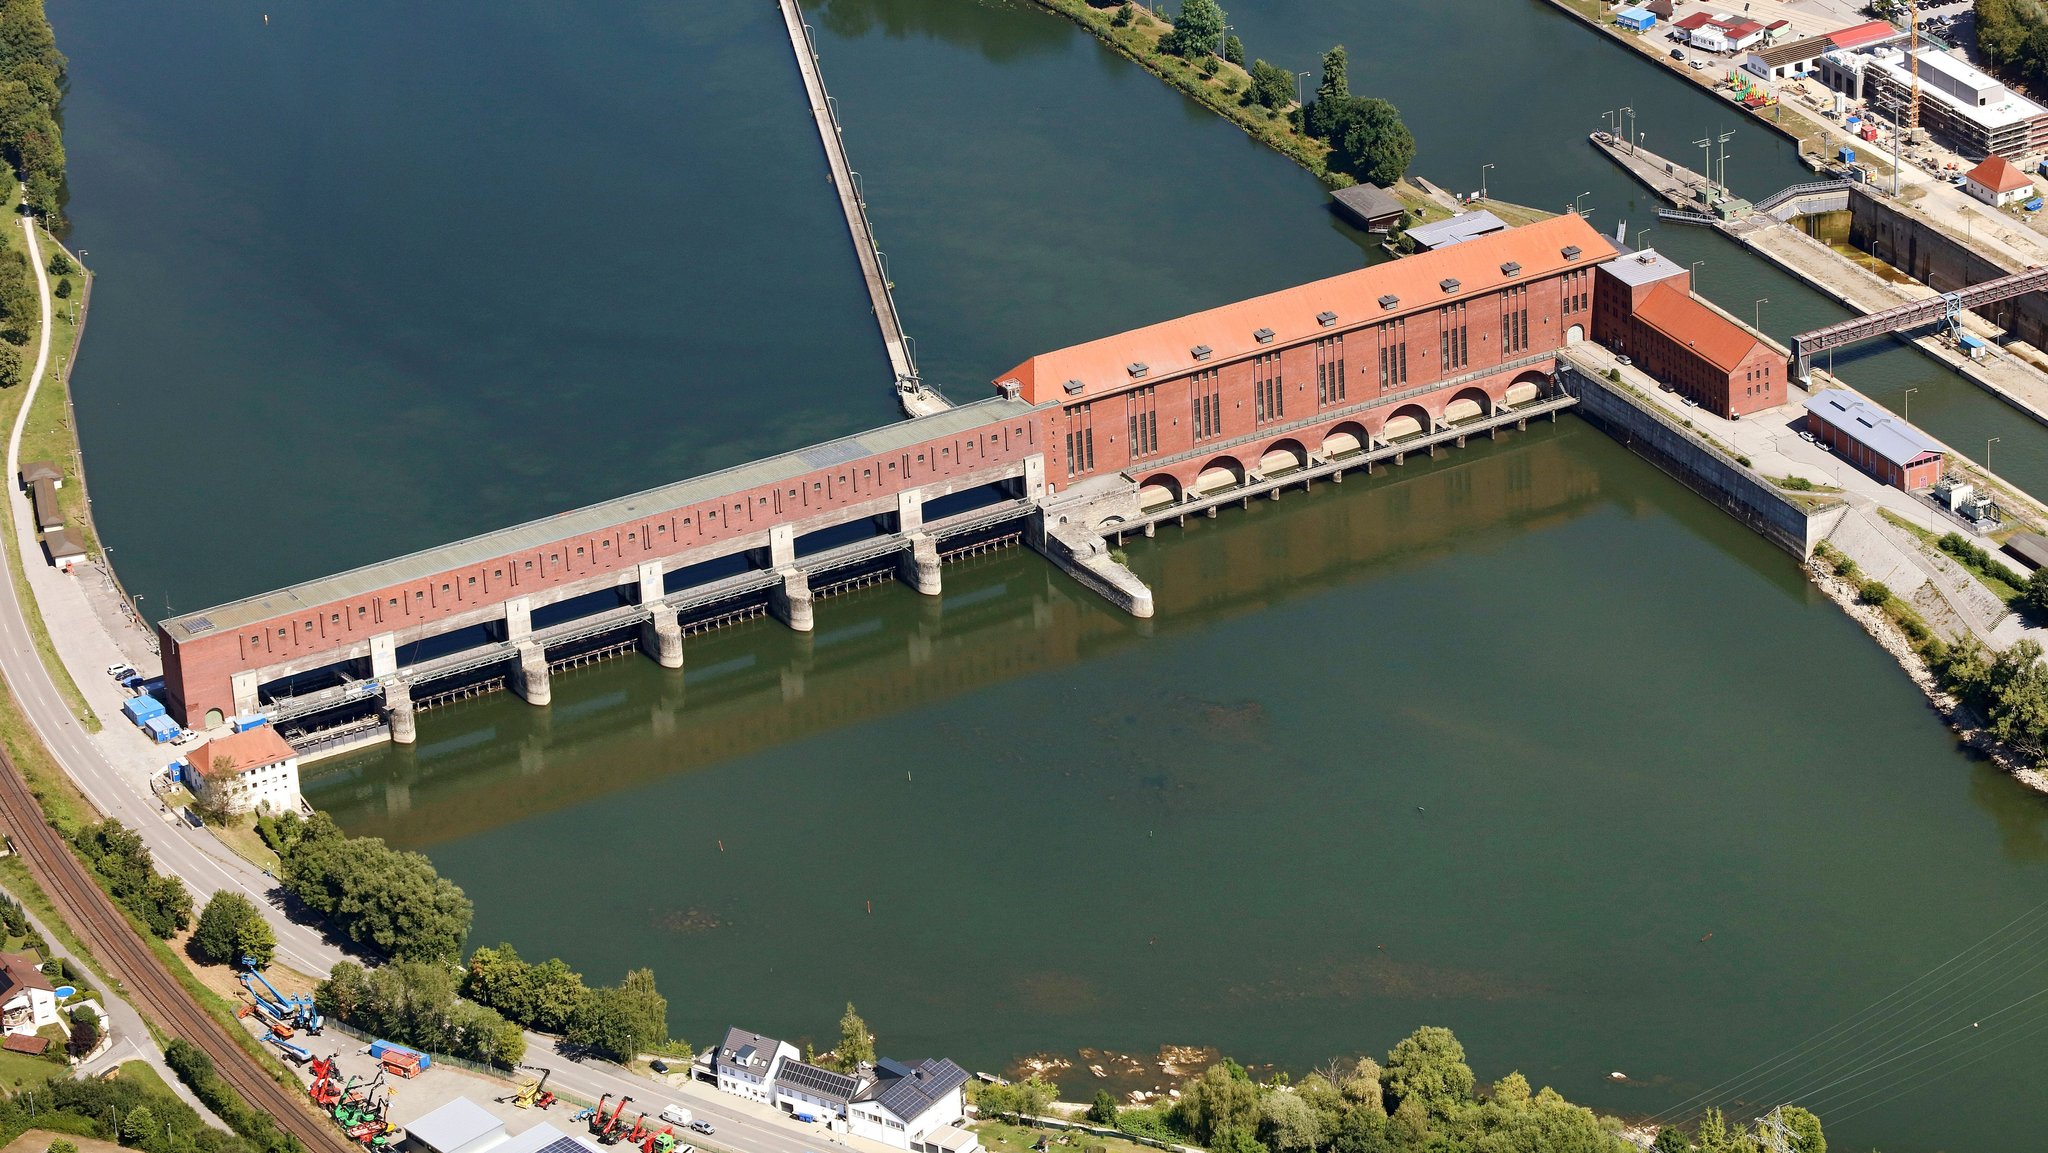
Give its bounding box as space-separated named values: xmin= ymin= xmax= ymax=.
xmin=531 ymin=1136 xmax=591 ymax=1153
xmin=778 ymin=1060 xmax=860 ymax=1101
xmin=873 ymin=1059 xmax=970 ymax=1123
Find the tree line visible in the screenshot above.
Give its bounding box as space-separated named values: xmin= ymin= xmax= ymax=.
xmin=1975 ymin=0 xmax=2048 ymax=92
xmin=70 ymin=820 xmax=194 ymax=939
xmin=1138 ymin=1 xmax=1414 ymax=187
xmin=0 ymin=1048 xmax=276 ymax=1153
xmin=259 ymin=811 xmax=474 ymax=961
xmin=980 ymin=1028 xmax=1824 ymax=1153
xmin=0 ymin=0 xmax=64 ymax=224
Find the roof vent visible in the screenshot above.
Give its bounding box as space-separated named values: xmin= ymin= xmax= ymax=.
xmin=1254 ymin=327 xmax=1276 ymax=344
xmin=1440 ymin=278 xmax=1461 ymax=293
xmin=1191 ymin=344 xmax=1214 ymax=361
xmin=1379 ymin=294 xmax=1401 ymax=310
xmin=1316 ymin=310 xmax=1339 ymax=327
xmin=1062 ymin=379 xmax=1086 ymax=395
xmin=997 ymin=379 xmax=1021 ymax=400
xmin=1563 ymin=245 xmax=1583 ymax=260
xmin=1127 ymin=362 xmax=1149 ymax=378
xmin=1500 ymin=261 xmax=1522 ymax=276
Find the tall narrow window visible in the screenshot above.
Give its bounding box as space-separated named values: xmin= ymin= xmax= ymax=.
xmin=1439 ymin=302 xmax=1469 ymax=371
xmin=1063 ymin=403 xmax=1096 ymax=477
xmin=1191 ymin=370 xmax=1222 ymax=442
xmin=1253 ymin=353 xmax=1284 ymax=425
xmin=1125 ymin=385 xmax=1159 ymax=459
xmin=1500 ymin=286 xmax=1529 ymax=354
xmin=1315 ymin=335 xmax=1346 ymax=405
xmin=1378 ymin=319 xmax=1408 ymax=389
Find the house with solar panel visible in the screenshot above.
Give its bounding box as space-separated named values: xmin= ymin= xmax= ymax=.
xmin=713 ymin=1027 xmax=799 ymax=1105
xmin=847 ymin=1058 xmax=973 ymax=1152
xmin=773 ymin=1057 xmax=865 ymax=1122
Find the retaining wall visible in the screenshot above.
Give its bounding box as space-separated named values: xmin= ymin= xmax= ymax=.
xmin=1847 ymin=187 xmax=2048 ymax=348
xmin=1562 ymin=366 xmax=1831 ymax=558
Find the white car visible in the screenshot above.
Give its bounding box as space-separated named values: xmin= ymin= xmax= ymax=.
xmin=1615 ymin=355 xmax=1632 ymax=366
xmin=1798 ymin=430 xmax=1817 ymax=444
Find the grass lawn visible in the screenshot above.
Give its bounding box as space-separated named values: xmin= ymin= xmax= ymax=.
xmin=0 ymin=1046 xmax=65 ymax=1091
xmin=973 ymin=1120 xmax=1165 ymax=1153
xmin=209 ymin=813 xmax=280 ymax=873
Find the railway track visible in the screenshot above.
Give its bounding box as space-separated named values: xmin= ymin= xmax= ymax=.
xmin=0 ymin=749 xmax=352 ymax=1153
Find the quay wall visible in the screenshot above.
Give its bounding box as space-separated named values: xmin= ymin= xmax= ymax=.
xmin=1561 ymin=364 xmax=1828 ymax=559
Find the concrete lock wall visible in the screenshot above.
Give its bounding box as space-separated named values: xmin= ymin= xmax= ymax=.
xmin=1848 ymin=187 xmax=2048 ymax=348
xmin=1564 ymin=367 xmax=1823 ymax=558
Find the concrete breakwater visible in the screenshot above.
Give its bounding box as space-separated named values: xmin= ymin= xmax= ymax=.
xmin=1557 ymin=359 xmax=1837 ymax=559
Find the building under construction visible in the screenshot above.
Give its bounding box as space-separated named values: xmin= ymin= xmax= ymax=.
xmin=1820 ymin=45 xmax=2048 ymax=160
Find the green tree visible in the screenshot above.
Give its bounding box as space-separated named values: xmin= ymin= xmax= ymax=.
xmin=620 ymin=968 xmax=668 ymax=1052
xmin=1209 ymin=1126 xmax=1266 ymax=1153
xmin=1651 ymin=1124 xmax=1691 ymax=1153
xmin=191 ymin=891 xmax=275 ymax=967
xmin=1223 ymin=34 xmax=1244 ymax=66
xmin=1778 ymin=1106 xmax=1825 ymax=1153
xmin=2024 ymin=567 xmax=2048 ymax=619
xmin=523 ymin=957 xmax=593 ymax=1032
xmin=1988 ymin=638 xmax=2048 ymax=754
xmin=53 ymin=274 xmax=67 ymax=298
xmin=463 ymin=943 xmax=533 ymax=1013
xmin=1246 ymin=60 xmax=1294 ymax=109
xmin=1163 ymin=0 xmax=1226 ymax=58
xmin=1257 ymin=1089 xmax=1320 ymax=1153
xmin=836 ymin=1002 xmax=874 ymax=1069
xmin=1086 ymin=1090 xmax=1120 ymax=1126
xmin=45 ymin=249 xmax=68 ymax=275
xmin=1306 ymin=45 xmax=1349 ymax=138
xmin=0 ymin=341 xmax=18 ymax=387
xmin=1112 ymin=3 xmax=1134 ymax=29
xmin=566 ymin=985 xmax=647 ymax=1061
xmin=1383 ymin=1026 xmax=1474 ymax=1120
xmin=1012 ymin=1076 xmax=1056 ymax=1121
xmin=1176 ymin=1064 xmax=1264 ymax=1143
xmin=1329 ymin=98 xmax=1415 ymax=186
xmin=119 ymin=1104 xmax=156 ymax=1146
xmin=66 ymin=1013 xmax=99 ymax=1058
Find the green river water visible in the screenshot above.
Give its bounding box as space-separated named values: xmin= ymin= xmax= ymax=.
xmin=49 ymin=1 xmax=2048 ymax=1148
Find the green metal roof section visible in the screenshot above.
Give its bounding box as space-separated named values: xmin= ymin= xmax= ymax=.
xmin=160 ymin=397 xmax=1037 ymax=643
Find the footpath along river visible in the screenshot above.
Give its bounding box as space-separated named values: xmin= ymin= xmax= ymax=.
xmin=44 ymin=1 xmax=2048 ymax=1150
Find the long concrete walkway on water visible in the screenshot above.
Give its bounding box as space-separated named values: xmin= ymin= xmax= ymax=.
xmin=775 ymin=0 xmax=949 ymax=417
xmin=1590 ymin=133 xmax=2048 ymax=429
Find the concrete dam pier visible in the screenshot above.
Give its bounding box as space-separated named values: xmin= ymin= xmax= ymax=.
xmin=159 ymin=214 xmax=1633 ymax=750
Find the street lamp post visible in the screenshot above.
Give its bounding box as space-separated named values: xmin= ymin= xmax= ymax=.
xmin=1296 ymin=71 xmax=1312 ymax=109
xmin=1754 ymin=297 xmax=1769 ymax=330
xmin=1621 ymin=106 xmax=1636 ymax=154
xmin=1902 ymin=386 xmax=1917 ymax=421
xmin=1987 ymin=436 xmax=2000 ymax=471
xmin=1690 ymin=259 xmax=1706 ymax=282
xmin=1480 ymin=162 xmax=1495 ymax=202
xmin=1574 ymin=190 xmax=1592 ymax=215
xmin=1219 ymin=23 xmax=1232 ymax=58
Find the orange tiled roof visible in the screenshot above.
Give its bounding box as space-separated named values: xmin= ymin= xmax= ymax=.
xmin=1967 ymin=156 xmax=2033 ymax=194
xmin=994 ymin=214 xmax=1618 ymax=405
xmin=191 ymin=725 xmax=295 ymax=778
xmin=1633 ymin=283 xmax=1769 ymax=372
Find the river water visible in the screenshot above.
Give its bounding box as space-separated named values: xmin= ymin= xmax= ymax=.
xmin=48 ymin=1 xmax=2048 ymax=1149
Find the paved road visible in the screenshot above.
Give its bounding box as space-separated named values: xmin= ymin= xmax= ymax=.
xmin=0 ymin=221 xmax=905 ymax=1153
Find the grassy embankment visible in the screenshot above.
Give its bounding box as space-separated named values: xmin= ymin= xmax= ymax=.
xmin=0 ymin=178 xmax=98 ymax=732
xmin=1021 ymin=0 xmax=1460 ymax=223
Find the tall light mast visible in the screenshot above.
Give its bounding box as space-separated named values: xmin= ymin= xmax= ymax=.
xmin=1907 ymin=0 xmax=1922 ymax=139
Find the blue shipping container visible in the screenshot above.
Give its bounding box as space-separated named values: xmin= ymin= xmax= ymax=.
xmin=123 ymin=695 xmax=166 ymax=723
xmin=1838 ymin=147 xmax=1856 ymax=164
xmin=144 ymin=716 xmax=180 ymax=743
xmin=230 ymin=714 xmax=268 ymax=733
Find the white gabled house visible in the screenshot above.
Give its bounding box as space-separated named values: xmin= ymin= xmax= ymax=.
xmin=0 ymin=952 xmax=58 ymax=1037
xmin=847 ymin=1058 xmax=971 ymax=1152
xmin=713 ymin=1027 xmax=798 ymax=1104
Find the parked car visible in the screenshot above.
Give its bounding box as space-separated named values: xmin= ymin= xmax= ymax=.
xmin=1616 ymin=355 xmax=1633 ymax=366
xmin=108 ymin=665 xmax=137 ymax=682
xmin=1798 ymin=430 xmax=1818 ymax=444
xmin=1682 ymin=397 xmax=1702 ymax=408
xmin=1670 ymin=48 xmax=1686 ymax=61
xmin=1689 ymin=59 xmax=1707 ymax=70
xmin=690 ymin=1121 xmax=715 ymax=1135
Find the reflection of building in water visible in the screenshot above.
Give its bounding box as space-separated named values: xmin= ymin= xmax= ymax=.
xmin=308 ymin=428 xmax=1605 ymax=846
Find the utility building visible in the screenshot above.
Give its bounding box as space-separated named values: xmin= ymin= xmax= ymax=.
xmin=1802 ymin=389 xmax=1946 ymax=489
xmin=184 ymin=725 xmax=302 ymax=815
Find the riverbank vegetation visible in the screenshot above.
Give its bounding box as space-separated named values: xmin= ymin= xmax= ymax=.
xmin=977 ymin=1028 xmax=1822 ymax=1153
xmin=0 ymin=1059 xmax=269 ymax=1153
xmin=464 ymin=942 xmax=686 ymax=1063
xmin=0 ymin=0 xmax=65 ymax=226
xmin=1029 ymin=1 xmax=1413 ymax=192
xmin=258 ymin=811 xmax=473 ymax=961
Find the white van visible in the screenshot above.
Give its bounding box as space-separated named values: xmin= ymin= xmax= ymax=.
xmin=659 ymin=1106 xmax=694 ymax=1127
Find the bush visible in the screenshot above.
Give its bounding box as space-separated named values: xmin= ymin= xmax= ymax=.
xmin=65 ymin=1015 xmax=99 ymax=1058
xmin=1111 ymin=2 xmax=1133 ymax=27
xmin=1859 ymin=579 xmax=1894 ymax=606
xmin=1735 ymin=455 xmax=1752 ymax=468
xmin=1087 ymin=1090 xmax=1120 ymax=1125
xmin=69 ymin=821 xmax=192 ymax=938
xmin=1939 ymin=532 xmax=1992 ymax=569
xmin=54 ymin=276 xmax=69 ymax=299
xmin=1777 ymin=475 xmax=1814 ymax=491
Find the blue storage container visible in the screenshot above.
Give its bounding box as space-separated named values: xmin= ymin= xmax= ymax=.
xmin=229 ymin=714 xmax=268 ymax=732
xmin=1838 ymin=147 xmax=1856 ymax=165
xmin=367 ymin=1040 xmax=431 ymax=1070
xmin=144 ymin=716 xmax=181 ymax=743
xmin=123 ymin=695 xmax=166 ymax=724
